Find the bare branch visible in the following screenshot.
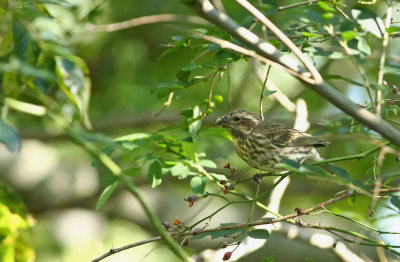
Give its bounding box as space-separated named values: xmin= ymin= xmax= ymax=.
xmin=88 ymin=14 xmax=210 ymax=32
xmin=186 ymin=0 xmax=312 ymax=77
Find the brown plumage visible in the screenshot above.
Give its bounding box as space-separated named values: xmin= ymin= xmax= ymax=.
xmin=216 ymin=109 xmax=327 ymax=172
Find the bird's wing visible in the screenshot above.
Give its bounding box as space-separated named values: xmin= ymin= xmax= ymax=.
xmin=255 ymin=122 xmax=327 ymax=148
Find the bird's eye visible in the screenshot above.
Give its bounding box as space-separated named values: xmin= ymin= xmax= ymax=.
xmin=233 ymin=117 xmax=241 ymax=121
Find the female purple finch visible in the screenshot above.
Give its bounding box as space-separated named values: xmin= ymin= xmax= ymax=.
xmin=216 ymin=109 xmax=326 ymax=172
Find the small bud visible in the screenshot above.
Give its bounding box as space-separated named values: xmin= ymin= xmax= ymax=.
xmin=173 ymin=219 xmax=181 ymax=225
xmin=182 ymin=238 xmax=190 ymax=246
xmin=188 ymin=200 xmax=194 ymax=207
xmin=224 ymin=163 xmax=231 ymax=169
xmin=184 ymin=195 xmax=198 ymax=202
xmin=383 ymin=80 xmax=388 ymax=86
xmin=219 ymin=180 xmax=227 ymax=185
xmin=218 ymin=241 xmax=228 ymax=248
xmin=222 ymin=187 xmax=229 ymax=194
xmin=162 ymin=221 xmax=170 ymax=229
xmin=392 ymin=85 xmax=399 ymax=94
xmin=193 ymin=227 xmax=202 ymax=235
xmin=223 ymin=251 xmax=233 ymax=261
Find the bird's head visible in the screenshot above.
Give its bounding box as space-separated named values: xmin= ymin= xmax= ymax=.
xmin=216 ymin=110 xmax=261 ymax=136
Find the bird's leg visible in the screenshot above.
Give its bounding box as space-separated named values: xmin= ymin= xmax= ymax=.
xmin=253 ymin=173 xmax=263 ymax=183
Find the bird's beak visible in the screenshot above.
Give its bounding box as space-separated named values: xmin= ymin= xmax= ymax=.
xmin=216 ymin=115 xmax=228 ymax=127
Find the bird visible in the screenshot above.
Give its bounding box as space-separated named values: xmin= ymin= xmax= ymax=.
xmin=216 ymin=109 xmax=327 ymax=172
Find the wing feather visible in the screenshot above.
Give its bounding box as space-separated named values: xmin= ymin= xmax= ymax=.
xmin=254 ymin=122 xmax=327 ymax=148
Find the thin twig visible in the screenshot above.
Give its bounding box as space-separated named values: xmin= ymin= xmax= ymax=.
xmin=277 ymin=0 xmax=321 ymax=11
xmin=227 ymin=65 xmax=232 ymax=111
xmin=88 ymin=14 xmax=209 ymax=32
xmin=259 ymin=65 xmax=271 ymax=120
xmin=91 ymin=237 xmax=162 ymax=262
xmin=155 ymin=91 xmax=174 ymax=117
xmin=376 ymin=1 xmax=393 ymax=115
xmin=192 ymin=32 xmax=315 ymax=84
xmin=252 ymin=61 xmax=296 ymax=112
xmin=202 ymin=72 xmax=218 ymax=118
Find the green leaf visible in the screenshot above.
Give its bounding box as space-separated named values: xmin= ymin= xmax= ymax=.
xmin=390 ymin=195 xmax=400 ymax=211
xmin=268 ymin=39 xmax=281 ymax=49
xmin=0 ymin=25 xmax=13 ymax=56
xmin=355 ymin=36 xmax=372 ymax=56
xmin=0 ymin=119 xmax=21 ymax=153
xmin=171 ymin=163 xmax=189 ymax=179
xmin=317 ymin=1 xmax=336 ymax=12
xmin=209 ymin=223 xmax=245 ymax=239
xmin=370 ymin=83 xmax=388 ymax=94
xmin=55 ymin=56 xmax=92 ymax=128
xmin=263 ymin=90 xmax=277 ymax=97
xmin=324 ymin=165 xmax=371 ymax=193
xmin=202 ymin=127 xmax=232 ymax=141
xmin=278 ymin=157 xmax=300 ymax=171
xmin=196 ymin=159 xmax=217 ymax=169
xmin=262 ymin=256 xmax=274 ymax=262
xmin=341 ymin=31 xmax=358 ymax=41
xmin=347 ymin=195 xmax=356 ymax=205
xmin=214 ymin=50 xmax=236 ymax=66
xmin=148 ymin=161 xmax=163 ymax=188
xmin=192 ymin=225 xmax=245 ymax=240
xmin=152 ymin=81 xmax=184 ymax=99
xmin=124 ymin=167 xmax=142 ymax=177
xmin=352 ymin=8 xmax=385 ymax=38
xmin=302 ymin=32 xmax=322 ymax=38
xmin=299 ymin=164 xmax=326 ymax=176
xmin=383 ymin=172 xmax=400 ymax=185
xmin=95 ymin=181 xmax=119 ymax=212
xmin=0 ymin=181 xmax=35 ymax=261
xmin=190 ymin=176 xmax=208 ymax=194
xmin=323 ymin=74 xmax=364 ymax=87
xmin=248 ymin=229 xmax=270 ymax=239
xmin=255 ymin=0 xmax=278 ymax=15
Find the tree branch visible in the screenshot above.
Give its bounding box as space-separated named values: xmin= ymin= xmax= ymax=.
xmin=88 ymin=14 xmax=210 ymax=32
xmin=91 ymin=186 xmax=400 ymax=261
xmin=184 ymin=0 xmax=400 ymax=147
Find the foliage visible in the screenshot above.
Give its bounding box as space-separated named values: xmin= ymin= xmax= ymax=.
xmin=1 ymin=0 xmax=400 ymax=261
xmin=0 ymin=182 xmax=35 ymax=262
